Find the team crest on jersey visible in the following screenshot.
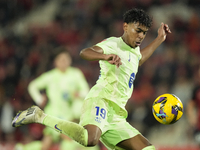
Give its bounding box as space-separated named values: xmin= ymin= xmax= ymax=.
xmin=128 ymin=73 xmax=135 ymax=88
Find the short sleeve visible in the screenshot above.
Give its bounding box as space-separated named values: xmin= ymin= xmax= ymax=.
xmin=96 ymin=37 xmax=117 ymax=55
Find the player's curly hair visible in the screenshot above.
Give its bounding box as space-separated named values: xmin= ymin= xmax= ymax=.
xmin=123 ymin=8 xmax=153 ymax=28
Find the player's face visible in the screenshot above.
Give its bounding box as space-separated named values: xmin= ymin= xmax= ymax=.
xmin=123 ymin=22 xmax=148 ymax=48
xmin=54 ymin=52 xmax=71 ymax=71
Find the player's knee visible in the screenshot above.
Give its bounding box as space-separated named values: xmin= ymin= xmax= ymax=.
xmin=84 ymin=125 xmax=101 ymax=147
xmin=87 ymin=137 xmax=99 ymax=146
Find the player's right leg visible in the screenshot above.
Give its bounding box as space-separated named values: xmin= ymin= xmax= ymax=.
xmin=12 ymin=105 xmax=101 ymax=147
xmin=116 ymin=134 xmax=155 ymax=150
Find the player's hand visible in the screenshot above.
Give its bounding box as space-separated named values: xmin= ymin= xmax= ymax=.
xmin=40 ymin=93 xmax=48 ymax=109
xmin=105 ymin=54 xmax=122 ymax=68
xmin=157 ymin=22 xmax=171 ymax=42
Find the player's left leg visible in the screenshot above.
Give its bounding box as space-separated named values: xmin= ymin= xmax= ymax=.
xmin=12 ymin=106 xmax=89 ymax=146
xmin=116 ymin=134 xmax=155 ymax=150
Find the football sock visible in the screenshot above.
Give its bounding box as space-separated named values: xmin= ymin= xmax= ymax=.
xmin=142 ymin=145 xmax=156 ymax=150
xmin=42 ymin=115 xmax=88 ymax=146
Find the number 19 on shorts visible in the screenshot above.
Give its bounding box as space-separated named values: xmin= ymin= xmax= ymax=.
xmin=95 ymin=106 xmax=106 ymax=123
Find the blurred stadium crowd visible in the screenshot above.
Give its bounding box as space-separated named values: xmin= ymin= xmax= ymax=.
xmin=0 ymin=0 xmax=200 ymax=150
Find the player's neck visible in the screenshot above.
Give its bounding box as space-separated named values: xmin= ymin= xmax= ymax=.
xmin=58 ymin=68 xmax=67 ymax=73
xmin=121 ymin=34 xmax=133 ymax=48
xmin=121 ymin=34 xmax=127 ymax=44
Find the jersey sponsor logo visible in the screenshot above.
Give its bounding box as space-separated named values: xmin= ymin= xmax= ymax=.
xmin=95 ymin=106 xmax=106 ymax=123
xmin=128 ymin=73 xmax=135 ymax=88
xmin=55 ymin=124 xmax=62 ymax=132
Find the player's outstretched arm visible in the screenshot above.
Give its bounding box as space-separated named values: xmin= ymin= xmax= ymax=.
xmin=139 ymin=23 xmax=171 ymax=66
xmin=80 ymin=46 xmax=105 ymax=61
xmin=80 ymin=46 xmax=122 ymax=68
